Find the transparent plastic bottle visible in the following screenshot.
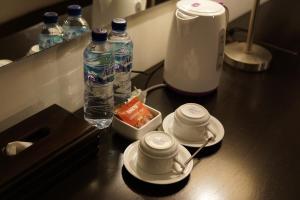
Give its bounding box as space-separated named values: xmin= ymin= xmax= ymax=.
xmin=39 ymin=12 xmax=64 ymax=50
xmin=63 ymin=5 xmax=90 ymax=40
xmin=108 ymin=18 xmax=133 ymax=105
xmin=83 ymin=29 xmax=114 ymax=129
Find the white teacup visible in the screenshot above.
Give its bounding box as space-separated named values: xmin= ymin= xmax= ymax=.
xmin=173 ymin=103 xmax=211 ymax=142
xmin=137 ymin=131 xmax=184 ymax=174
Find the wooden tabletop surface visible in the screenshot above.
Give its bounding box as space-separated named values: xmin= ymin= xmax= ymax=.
xmin=40 ymin=47 xmax=300 ymax=200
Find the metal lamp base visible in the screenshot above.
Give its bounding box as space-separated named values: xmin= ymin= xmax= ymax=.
xmin=224 ymin=42 xmax=272 ymax=72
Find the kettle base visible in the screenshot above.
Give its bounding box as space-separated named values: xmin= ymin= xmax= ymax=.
xmin=164 ymin=80 xmax=217 ymax=97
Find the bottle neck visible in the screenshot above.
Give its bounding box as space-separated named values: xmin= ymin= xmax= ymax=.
xmin=112 ymin=30 xmax=126 ymax=35
xmin=44 ymin=22 xmax=58 ymax=26
xmin=92 ymin=40 xmax=106 ymax=44
xmin=68 ymin=15 xmax=81 ymax=18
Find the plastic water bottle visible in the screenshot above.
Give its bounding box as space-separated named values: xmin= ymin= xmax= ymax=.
xmin=83 ymin=29 xmax=114 ymax=129
xmin=63 ymin=5 xmax=90 ymax=40
xmin=108 ymin=18 xmax=133 ymax=105
xmin=39 ymin=12 xmax=64 ymax=50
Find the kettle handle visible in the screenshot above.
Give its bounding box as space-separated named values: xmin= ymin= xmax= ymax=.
xmin=175 ymin=9 xmax=198 ymax=20
xmin=219 ymin=3 xmax=229 ymax=26
xmin=224 ymin=5 xmax=230 ymax=26
xmin=215 ymin=0 xmax=229 ymax=25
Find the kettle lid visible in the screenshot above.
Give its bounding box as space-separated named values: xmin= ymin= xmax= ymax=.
xmin=177 ymin=0 xmax=224 ymax=16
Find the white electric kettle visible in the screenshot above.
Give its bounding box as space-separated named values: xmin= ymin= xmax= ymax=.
xmin=164 ymin=0 xmax=226 ymax=95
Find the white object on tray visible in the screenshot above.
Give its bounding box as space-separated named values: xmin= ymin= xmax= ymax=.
xmin=5 ymin=141 xmax=33 ymax=156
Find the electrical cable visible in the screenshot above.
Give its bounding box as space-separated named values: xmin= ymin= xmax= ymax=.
xmin=140 ymin=83 xmax=167 ymax=103
xmin=144 ymin=63 xmax=164 ymax=89
xmin=131 ymin=70 xmax=149 ymax=75
xmin=144 ymin=83 xmax=167 ymax=94
xmin=130 ymin=61 xmax=166 ymax=103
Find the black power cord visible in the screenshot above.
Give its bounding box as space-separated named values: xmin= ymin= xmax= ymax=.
xmin=144 ymin=62 xmax=164 ymax=89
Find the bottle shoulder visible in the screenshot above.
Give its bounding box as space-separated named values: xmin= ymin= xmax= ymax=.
xmin=108 ymin=31 xmax=131 ymax=42
xmin=63 ymin=16 xmax=89 ymax=27
xmin=41 ymin=24 xmax=63 ymax=35
xmin=85 ymin=41 xmax=113 ymax=54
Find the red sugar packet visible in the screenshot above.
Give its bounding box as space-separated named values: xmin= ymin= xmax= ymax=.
xmin=115 ymin=97 xmax=153 ymax=128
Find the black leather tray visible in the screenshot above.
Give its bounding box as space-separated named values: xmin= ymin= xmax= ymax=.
xmin=0 ymin=104 xmax=100 ymax=199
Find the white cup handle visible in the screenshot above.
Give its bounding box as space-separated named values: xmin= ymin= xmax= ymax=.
xmin=206 ymin=124 xmax=216 ymax=141
xmin=173 ymin=156 xmax=186 ymax=174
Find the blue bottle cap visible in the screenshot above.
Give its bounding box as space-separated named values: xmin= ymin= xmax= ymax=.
xmin=92 ymin=28 xmax=108 ymax=42
xmin=111 ymin=18 xmax=127 ymax=32
xmin=67 ymin=5 xmax=82 ymax=16
xmin=43 ymin=12 xmax=58 ymax=24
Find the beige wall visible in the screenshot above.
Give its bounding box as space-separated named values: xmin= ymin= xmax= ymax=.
xmin=0 ymin=0 xmax=66 ymax=24
xmin=0 ymin=0 xmax=268 ymax=132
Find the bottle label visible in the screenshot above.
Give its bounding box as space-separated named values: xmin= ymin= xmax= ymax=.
xmin=39 ymin=34 xmax=63 ymax=49
xmin=64 ymin=27 xmax=90 ymax=40
xmin=84 ymin=54 xmax=114 ymax=85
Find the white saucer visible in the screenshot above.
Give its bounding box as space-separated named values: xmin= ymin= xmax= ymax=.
xmin=123 ymin=141 xmax=193 ymax=185
xmin=162 ymin=112 xmax=225 ymax=148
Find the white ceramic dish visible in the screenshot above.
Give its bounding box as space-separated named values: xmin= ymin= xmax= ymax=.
xmin=123 ymin=141 xmax=193 ymax=185
xmin=112 ymin=104 xmax=162 ymax=140
xmin=162 ymin=112 xmax=225 ymax=148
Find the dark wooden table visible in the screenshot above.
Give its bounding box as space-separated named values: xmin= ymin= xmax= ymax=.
xmin=39 ymin=47 xmax=300 ymax=200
